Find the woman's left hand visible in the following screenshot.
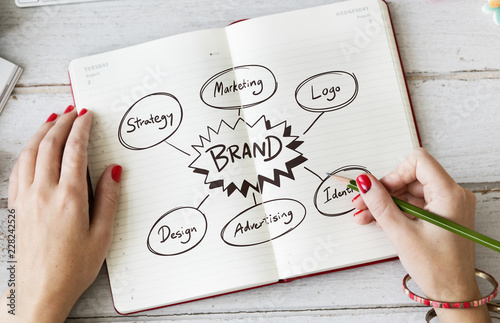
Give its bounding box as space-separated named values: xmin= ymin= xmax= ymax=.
xmin=1 ymin=106 xmax=121 ymax=322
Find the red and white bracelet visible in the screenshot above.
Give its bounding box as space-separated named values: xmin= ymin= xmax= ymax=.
xmin=403 ymin=269 xmax=498 ymax=309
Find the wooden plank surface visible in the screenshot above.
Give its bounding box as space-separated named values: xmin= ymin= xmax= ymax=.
xmin=0 ymin=0 xmax=499 ymax=322
xmin=64 ymin=307 xmax=429 ymax=323
xmin=0 ymin=0 xmax=499 ymax=85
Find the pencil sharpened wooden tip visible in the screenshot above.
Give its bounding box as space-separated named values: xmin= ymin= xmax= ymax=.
xmin=327 ymin=174 xmax=354 ymax=186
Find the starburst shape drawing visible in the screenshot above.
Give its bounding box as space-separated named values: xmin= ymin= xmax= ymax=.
xmin=189 ymin=116 xmax=307 ymax=197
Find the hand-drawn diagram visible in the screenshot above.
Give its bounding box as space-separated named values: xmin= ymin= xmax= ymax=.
xmin=147 ymin=197 xmax=208 ymax=256
xmin=200 ymin=65 xmax=278 ymax=110
xmin=118 ymin=92 xmax=186 ymax=153
xmin=310 ymin=165 xmax=370 ymax=217
xmin=296 ymin=71 xmax=358 ymax=134
xmin=221 ymin=198 xmax=306 ymax=247
xmin=295 ymin=71 xmax=358 ymax=113
xmin=189 ymin=116 xmax=307 ymax=197
xmin=116 ymin=64 xmax=361 ymax=256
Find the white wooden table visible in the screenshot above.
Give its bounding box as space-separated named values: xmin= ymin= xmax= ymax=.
xmin=1 ymin=0 xmax=499 ymax=321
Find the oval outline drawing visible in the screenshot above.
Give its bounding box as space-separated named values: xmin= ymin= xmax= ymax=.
xmin=314 ymin=165 xmax=370 ymax=217
xmin=147 ymin=206 xmax=208 ymax=256
xmin=220 ymin=198 xmax=306 ymax=247
xmin=295 ymin=71 xmax=359 ymax=113
xmin=200 ymin=64 xmax=278 ymax=110
xmin=118 ymin=92 xmax=183 ymax=151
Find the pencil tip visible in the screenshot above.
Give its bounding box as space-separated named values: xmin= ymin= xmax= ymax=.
xmin=327 ymin=173 xmax=354 ymax=185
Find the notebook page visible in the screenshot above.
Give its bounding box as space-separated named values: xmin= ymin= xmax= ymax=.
xmin=69 ymin=28 xmax=279 ymax=313
xmin=224 ymin=0 xmax=418 ymax=279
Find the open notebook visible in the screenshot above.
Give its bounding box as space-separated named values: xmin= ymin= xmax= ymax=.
xmin=69 ymin=0 xmax=419 ymax=314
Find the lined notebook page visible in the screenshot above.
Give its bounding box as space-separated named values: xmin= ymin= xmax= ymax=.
xmin=225 ymin=0 xmax=418 ymax=279
xmin=70 ymin=28 xmax=279 ymax=314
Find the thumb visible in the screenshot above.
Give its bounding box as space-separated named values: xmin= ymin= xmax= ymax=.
xmin=90 ymin=164 xmax=122 ymax=243
xmin=356 ymin=173 xmax=413 ymax=237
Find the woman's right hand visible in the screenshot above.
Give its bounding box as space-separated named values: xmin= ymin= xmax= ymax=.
xmin=352 ymin=148 xmax=491 ymax=322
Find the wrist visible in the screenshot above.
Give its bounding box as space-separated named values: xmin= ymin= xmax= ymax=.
xmin=432 ymin=284 xmax=492 ymax=323
xmin=0 ymin=280 xmax=78 ymax=323
xmin=424 ymin=273 xmax=482 ymax=303
xmin=20 ymin=283 xmax=77 ymax=323
xmin=435 ymin=305 xmax=491 ymax=323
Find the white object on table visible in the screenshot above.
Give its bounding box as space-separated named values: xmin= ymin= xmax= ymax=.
xmin=0 ymin=57 xmax=22 ymax=115
xmin=15 ymin=0 xmax=109 ymax=8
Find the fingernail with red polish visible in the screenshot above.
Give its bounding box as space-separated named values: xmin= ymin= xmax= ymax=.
xmin=78 ymin=108 xmax=88 ymax=117
xmin=352 ymin=194 xmax=360 ymax=202
xmin=46 ymin=113 xmax=58 ymax=123
xmin=64 ymin=105 xmax=75 ymax=114
xmin=111 ymin=165 xmax=122 ymax=183
xmin=353 ymin=210 xmax=363 ymax=216
xmin=356 ymin=174 xmax=372 ymax=194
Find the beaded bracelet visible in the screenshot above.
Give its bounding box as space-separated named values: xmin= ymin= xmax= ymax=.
xmin=403 ymin=269 xmax=498 ymax=309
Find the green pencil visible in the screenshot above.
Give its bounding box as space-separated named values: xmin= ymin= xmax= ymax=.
xmin=328 ymin=174 xmax=500 ymax=253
